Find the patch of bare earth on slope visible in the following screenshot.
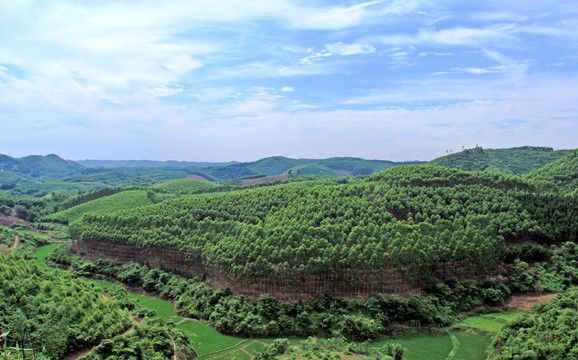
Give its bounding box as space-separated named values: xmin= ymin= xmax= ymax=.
xmin=508 ymin=293 xmax=558 ymax=311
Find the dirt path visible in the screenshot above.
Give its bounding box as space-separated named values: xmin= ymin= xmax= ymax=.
xmin=170 ymin=336 xmax=177 ymax=360
xmin=508 ymin=293 xmax=558 ymax=311
xmin=10 ymin=236 xmax=18 ymax=250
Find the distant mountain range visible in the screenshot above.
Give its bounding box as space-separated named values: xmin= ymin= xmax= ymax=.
xmin=76 ymin=159 xmax=237 ymax=169
xmin=0 ymin=146 xmax=575 ymax=188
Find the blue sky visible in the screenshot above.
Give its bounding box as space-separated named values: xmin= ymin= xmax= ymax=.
xmin=0 ymin=0 xmax=577 ymax=161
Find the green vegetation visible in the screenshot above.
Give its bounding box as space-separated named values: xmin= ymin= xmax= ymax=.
xmin=46 ymin=189 xmax=153 ymax=223
xmin=50 ymin=244 xmax=513 ymax=342
xmin=0 ymin=170 xmax=28 ymax=189
xmin=151 ymin=178 xmax=218 ymax=194
xmin=0 ymin=153 xmax=84 ymax=181
xmin=525 ymin=150 xmax=578 ymax=193
xmin=87 ymin=278 xmax=243 ymax=356
xmin=194 ymin=156 xmax=426 ymax=181
xmin=373 ymin=332 xmax=453 ymax=360
xmin=256 ymin=337 xmax=398 ymax=359
xmin=490 ymin=290 xmax=578 ymax=359
xmin=84 ymin=317 xmax=197 ymax=360
xmin=0 ymin=226 xmax=15 ymax=247
xmin=0 ymin=255 xmax=132 ymax=359
xmin=428 ymin=146 xmax=571 ymax=175
xmin=458 ymin=310 xmax=524 ymax=333
xmin=71 ymin=166 xmax=578 ymax=299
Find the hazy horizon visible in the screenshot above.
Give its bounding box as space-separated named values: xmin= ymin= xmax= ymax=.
xmin=1 ymin=1 xmax=577 ymax=162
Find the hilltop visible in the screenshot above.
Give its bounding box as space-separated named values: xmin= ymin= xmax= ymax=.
xmin=0 ymin=153 xmax=84 ymax=180
xmin=428 ymin=146 xmax=571 ymax=175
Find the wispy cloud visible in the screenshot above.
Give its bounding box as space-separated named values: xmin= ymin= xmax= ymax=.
xmin=0 ymin=0 xmax=576 ymax=161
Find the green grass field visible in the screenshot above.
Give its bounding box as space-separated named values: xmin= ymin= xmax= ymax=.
xmin=458 ymin=310 xmax=524 ymax=333
xmin=452 ymin=330 xmax=492 ymax=360
xmin=369 ymin=311 xmax=523 ymax=360
xmin=34 ymin=243 xmax=62 ymax=265
xmin=372 ymin=331 xmax=454 ymax=360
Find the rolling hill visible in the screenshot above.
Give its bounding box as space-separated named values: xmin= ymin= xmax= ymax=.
xmin=525 ymin=150 xmax=578 ymax=193
xmin=77 ymin=159 xmax=236 ymax=169
xmin=193 ymin=156 xmax=426 ymax=180
xmin=70 ymin=165 xmax=578 ymax=299
xmin=428 ymin=146 xmax=571 ymax=175
xmin=0 ymin=153 xmax=85 ymax=180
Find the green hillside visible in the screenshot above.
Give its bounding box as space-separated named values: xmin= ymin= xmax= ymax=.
xmin=195 ymin=156 xmax=426 ymax=180
xmin=525 ymin=151 xmax=578 ymax=193
xmin=46 ymin=189 xmax=153 ymax=223
xmin=151 ymin=178 xmax=218 ymax=194
xmin=0 ymin=153 xmax=84 ymax=180
xmin=0 ymin=255 xmax=132 ymax=359
xmin=77 ymin=159 xmax=236 ymax=168
xmin=490 ymin=290 xmax=578 ymax=359
xmin=428 ymin=146 xmax=571 ymax=175
xmin=70 ymin=165 xmax=578 ymax=298
xmin=0 ymin=170 xmax=29 ymax=189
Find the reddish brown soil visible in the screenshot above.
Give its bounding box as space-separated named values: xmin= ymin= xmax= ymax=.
xmin=335 ymin=169 xmax=353 ymax=175
xmin=10 ymin=236 xmax=18 ymax=250
xmin=0 ymin=214 xmax=24 ymax=227
xmin=185 ymin=174 xmax=212 ymax=182
xmin=242 ymin=175 xmax=285 ymax=185
xmin=508 ymin=293 xmax=558 ymax=311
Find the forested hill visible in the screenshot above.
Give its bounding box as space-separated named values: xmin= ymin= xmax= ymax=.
xmin=77 ymin=159 xmax=236 ymax=169
xmin=190 ymin=156 xmax=426 ymax=180
xmin=525 ymin=151 xmax=578 ymax=193
xmin=428 ymin=146 xmax=571 ymax=175
xmin=0 ymin=153 xmax=84 ymax=180
xmin=71 ymin=165 xmax=578 ymax=299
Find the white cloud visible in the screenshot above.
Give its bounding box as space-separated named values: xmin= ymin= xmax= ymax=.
xmin=451 ymin=66 xmax=505 ymax=74
xmin=281 ymin=86 xmax=294 ymax=92
xmin=163 ymin=55 xmax=203 ymax=75
xmin=374 ymin=26 xmax=509 ymax=46
xmin=325 ymin=42 xmax=375 ymax=56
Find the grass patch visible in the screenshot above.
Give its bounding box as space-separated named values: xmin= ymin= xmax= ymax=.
xmin=372 ymin=331 xmax=453 ymax=360
xmin=34 ymin=243 xmax=61 ymax=265
xmin=177 ymin=321 xmax=243 ymax=356
xmin=452 ymin=330 xmax=492 ymax=360
xmin=201 ymin=339 xmax=293 ymax=360
xmin=458 ymin=310 xmax=524 ymax=333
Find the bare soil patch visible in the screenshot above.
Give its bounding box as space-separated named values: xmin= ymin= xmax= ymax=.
xmin=0 ymin=214 xmax=24 ymax=227
xmin=508 ymin=293 xmax=558 ymax=311
xmin=242 ymin=175 xmax=285 ymax=185
xmin=335 ymin=169 xmax=353 ymax=175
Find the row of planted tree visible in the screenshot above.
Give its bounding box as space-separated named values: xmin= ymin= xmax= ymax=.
xmin=70 ymin=166 xmax=578 ymax=298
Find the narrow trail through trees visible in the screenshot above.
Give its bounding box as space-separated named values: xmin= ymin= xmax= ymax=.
xmin=9 ymin=236 xmax=18 ymax=250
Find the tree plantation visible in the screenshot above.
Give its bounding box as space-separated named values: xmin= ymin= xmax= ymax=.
xmin=71 ymin=166 xmax=578 ymax=299
xmin=1 ymin=148 xmax=577 ymax=359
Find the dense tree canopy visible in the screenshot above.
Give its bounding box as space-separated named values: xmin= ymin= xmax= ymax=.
xmin=70 ymin=166 xmax=578 ymax=294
